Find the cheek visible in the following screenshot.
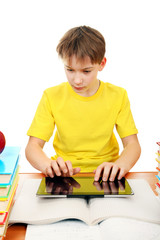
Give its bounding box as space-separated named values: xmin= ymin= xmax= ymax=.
xmin=65 ymin=71 xmax=72 ymax=81
xmin=87 ymin=76 xmax=94 ymax=83
xmin=87 ymin=72 xmax=97 ymax=82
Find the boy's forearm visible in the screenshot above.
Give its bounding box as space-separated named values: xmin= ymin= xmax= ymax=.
xmin=25 ymin=142 xmax=51 ymax=174
xmin=115 ymin=140 xmax=141 ymax=172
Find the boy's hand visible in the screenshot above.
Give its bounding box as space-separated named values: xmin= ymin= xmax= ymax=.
xmin=93 ymin=178 xmax=125 ymax=193
xmin=46 ymin=176 xmax=81 ymax=194
xmin=93 ymin=162 xmax=128 ymax=182
xmin=45 ymin=157 xmax=81 ymax=178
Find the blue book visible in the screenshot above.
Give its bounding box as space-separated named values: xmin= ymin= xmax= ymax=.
xmin=0 ymin=146 xmax=20 ymax=174
xmin=0 ymin=146 xmax=20 ymax=186
xmin=0 ymin=158 xmax=19 ymax=187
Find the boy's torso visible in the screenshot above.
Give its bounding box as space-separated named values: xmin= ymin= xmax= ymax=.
xmin=46 ymin=81 xmax=125 ymax=171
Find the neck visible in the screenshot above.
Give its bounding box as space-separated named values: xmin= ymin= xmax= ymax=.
xmin=79 ymin=80 xmax=100 ymax=97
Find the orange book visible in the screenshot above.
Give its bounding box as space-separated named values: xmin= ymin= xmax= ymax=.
xmin=156 ymin=167 xmax=160 ymax=172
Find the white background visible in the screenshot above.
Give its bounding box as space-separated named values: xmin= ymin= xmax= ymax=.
xmin=0 ymin=0 xmax=159 ymax=173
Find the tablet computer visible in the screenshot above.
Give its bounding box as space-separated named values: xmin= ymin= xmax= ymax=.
xmin=36 ymin=176 xmax=134 ymax=198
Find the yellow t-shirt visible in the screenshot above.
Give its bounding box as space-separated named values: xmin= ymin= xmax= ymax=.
xmin=27 ymin=81 xmax=138 ymax=172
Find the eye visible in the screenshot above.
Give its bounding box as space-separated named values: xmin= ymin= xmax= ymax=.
xmin=84 ymin=70 xmax=91 ymax=73
xmin=67 ymin=68 xmax=74 ymax=72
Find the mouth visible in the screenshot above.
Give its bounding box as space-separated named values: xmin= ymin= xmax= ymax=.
xmin=73 ymin=86 xmax=84 ymax=91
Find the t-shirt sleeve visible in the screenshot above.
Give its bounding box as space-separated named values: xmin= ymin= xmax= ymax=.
xmin=27 ymin=91 xmax=55 ymax=142
xmin=116 ymin=90 xmax=138 ymax=138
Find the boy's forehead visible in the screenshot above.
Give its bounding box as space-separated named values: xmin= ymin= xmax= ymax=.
xmin=64 ymin=55 xmax=95 ymax=68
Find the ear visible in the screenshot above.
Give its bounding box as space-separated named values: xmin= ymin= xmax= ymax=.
xmin=99 ymin=57 xmax=107 ymax=71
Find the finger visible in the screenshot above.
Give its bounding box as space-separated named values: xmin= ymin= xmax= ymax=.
xmin=62 ymin=182 xmax=70 ymax=191
xmin=45 ymin=166 xmax=54 ymax=178
xmin=117 ymin=168 xmax=126 ymax=180
xmin=94 ymin=165 xmax=104 ymax=181
xmin=51 ymin=160 xmax=61 ymax=176
xmin=102 ymin=181 xmax=111 ymax=194
xmin=65 ymin=160 xmax=73 ymax=176
xmin=46 ymin=181 xmax=54 ymax=193
xmin=55 ymin=187 xmax=61 ymax=194
xmin=56 ymin=157 xmax=68 ymax=174
xmin=93 ymin=181 xmax=102 ymax=191
xmin=68 ymin=185 xmax=73 ymax=193
xmin=62 ymin=190 xmax=68 ymax=195
xmin=65 ymin=177 xmax=81 ymax=189
xmin=102 ymin=165 xmax=112 ymax=181
xmin=118 ymin=179 xmax=125 ymax=191
xmin=109 ymin=165 xmax=119 ymax=181
xmin=73 ymin=167 xmax=81 ymax=175
xmin=109 ymin=181 xmax=118 ymax=193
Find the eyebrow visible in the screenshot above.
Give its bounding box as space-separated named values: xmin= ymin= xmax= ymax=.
xmin=65 ymin=65 xmax=94 ymax=70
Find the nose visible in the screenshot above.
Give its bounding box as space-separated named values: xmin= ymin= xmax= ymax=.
xmin=73 ymin=72 xmax=83 ymax=85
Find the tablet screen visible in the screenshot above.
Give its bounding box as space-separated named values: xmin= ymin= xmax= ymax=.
xmin=36 ymin=176 xmax=134 ymax=198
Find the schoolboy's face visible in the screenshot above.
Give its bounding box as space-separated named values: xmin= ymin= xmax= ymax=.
xmin=63 ymin=55 xmax=106 ymax=97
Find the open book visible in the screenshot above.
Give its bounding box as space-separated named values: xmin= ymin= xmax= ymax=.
xmin=25 ymin=219 xmax=160 ymax=240
xmin=9 ymin=179 xmax=160 ymax=226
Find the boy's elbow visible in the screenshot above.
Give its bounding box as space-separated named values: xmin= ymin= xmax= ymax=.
xmin=137 ymin=142 xmax=141 ymax=159
xmin=25 ymin=138 xmax=34 ymax=161
xmin=25 ymin=142 xmax=30 ymax=161
xmin=134 ymin=139 xmax=141 ymax=162
xmin=133 ymin=135 xmax=141 ymax=159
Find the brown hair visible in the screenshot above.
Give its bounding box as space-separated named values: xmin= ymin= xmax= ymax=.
xmin=56 ymin=26 xmax=105 ymax=64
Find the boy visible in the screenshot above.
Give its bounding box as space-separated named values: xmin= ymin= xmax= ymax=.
xmin=25 ymin=26 xmax=141 ymax=182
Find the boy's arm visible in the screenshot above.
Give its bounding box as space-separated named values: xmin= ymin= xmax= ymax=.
xmin=25 ymin=136 xmax=51 ymax=174
xmin=94 ymin=134 xmax=141 ymax=181
xmin=114 ymin=134 xmax=141 ymax=180
xmin=25 ymin=136 xmax=80 ymax=177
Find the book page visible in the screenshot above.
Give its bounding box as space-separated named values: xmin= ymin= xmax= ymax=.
xmin=25 ymin=217 xmax=160 ymax=240
xmin=0 ymin=185 xmax=10 ymax=196
xmin=0 ymin=212 xmax=7 ymax=225
xmin=9 ymin=179 xmax=90 ymax=225
xmin=25 ymin=220 xmax=101 ymax=240
xmin=89 ymin=179 xmax=160 ymax=225
xmin=99 ymin=218 xmax=160 ymax=240
xmin=0 ymin=177 xmax=18 ymax=213
xmin=0 ymin=175 xmax=11 ymax=184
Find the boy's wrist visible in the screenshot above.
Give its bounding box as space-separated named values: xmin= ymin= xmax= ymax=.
xmin=114 ymin=157 xmax=131 ymax=173
xmin=40 ymin=158 xmax=53 ymax=175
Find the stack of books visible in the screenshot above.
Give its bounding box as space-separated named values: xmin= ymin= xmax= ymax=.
xmin=155 ymin=142 xmax=160 ymax=198
xmin=0 ymin=146 xmax=20 ymax=240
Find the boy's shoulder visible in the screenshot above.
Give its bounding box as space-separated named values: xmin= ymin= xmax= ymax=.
xmin=104 ymin=82 xmax=126 ymax=95
xmin=44 ymin=82 xmax=68 ymax=96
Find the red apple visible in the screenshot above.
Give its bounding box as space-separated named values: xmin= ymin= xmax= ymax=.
xmin=0 ymin=131 xmax=6 ymax=154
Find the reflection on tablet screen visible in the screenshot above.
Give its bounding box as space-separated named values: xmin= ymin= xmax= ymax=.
xmin=37 ymin=176 xmax=133 ymax=197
